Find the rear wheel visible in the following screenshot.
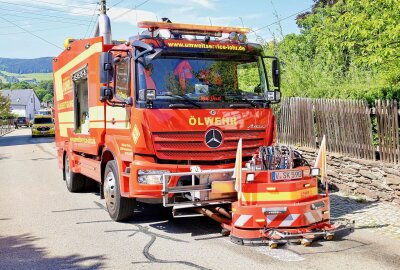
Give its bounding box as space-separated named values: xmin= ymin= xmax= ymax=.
xmin=64 ymin=154 xmax=85 ymax=192
xmin=103 ymin=160 xmax=135 ymax=221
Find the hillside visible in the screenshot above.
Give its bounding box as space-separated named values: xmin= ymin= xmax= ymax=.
xmin=0 ymin=57 xmax=52 ymax=74
xmin=0 ymin=57 xmax=52 ymax=83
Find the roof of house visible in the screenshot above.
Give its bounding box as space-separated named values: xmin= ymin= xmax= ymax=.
xmin=0 ymin=89 xmax=38 ymax=106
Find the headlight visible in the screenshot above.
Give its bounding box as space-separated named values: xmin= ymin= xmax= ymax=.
xmin=263 ymin=207 xmax=287 ymax=215
xmin=138 ymin=170 xmax=170 ymax=184
xmin=310 ymin=167 xmax=320 ymax=176
xmin=238 ymin=33 xmax=247 ymax=43
xmin=311 ymin=201 xmax=325 ymax=210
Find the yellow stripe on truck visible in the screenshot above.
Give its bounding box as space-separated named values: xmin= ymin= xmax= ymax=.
xmin=58 ymin=111 xmax=74 ymax=123
xmin=89 ymin=106 xmax=130 ymax=129
xmin=89 ymin=106 xmax=130 ymax=122
xmin=89 ymin=122 xmax=130 ymax=129
xmin=57 ymin=106 xmax=130 ymax=136
xmin=54 ymin=42 xmax=103 ymax=101
xmin=59 ymin=123 xmax=74 ymax=137
xmin=241 ymin=187 xmax=318 ymax=202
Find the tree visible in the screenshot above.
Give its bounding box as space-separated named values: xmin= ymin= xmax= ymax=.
xmin=35 ymin=88 xmax=48 ymax=101
xmin=42 ymin=93 xmax=53 ymax=103
xmin=10 ymin=81 xmax=31 ymax=89
xmin=272 ymin=0 xmax=400 ymax=101
xmin=34 ymin=80 xmax=53 ymax=103
xmin=0 ymin=94 xmax=13 ymax=119
xmin=0 ymin=81 xmax=11 ymax=90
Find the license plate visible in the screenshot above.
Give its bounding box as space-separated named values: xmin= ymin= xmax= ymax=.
xmin=272 ymin=170 xmax=303 ymax=181
xmin=41 ymin=131 xmax=47 ymax=134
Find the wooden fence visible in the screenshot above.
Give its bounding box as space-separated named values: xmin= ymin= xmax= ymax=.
xmin=276 ymin=98 xmax=314 ymax=148
xmin=275 ymin=98 xmax=400 ymax=162
xmin=376 ymin=100 xmax=399 ymax=164
xmin=0 ymin=119 xmax=14 ymax=136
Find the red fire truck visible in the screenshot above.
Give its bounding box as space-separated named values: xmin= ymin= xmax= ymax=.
xmin=53 ymin=12 xmax=281 ymax=222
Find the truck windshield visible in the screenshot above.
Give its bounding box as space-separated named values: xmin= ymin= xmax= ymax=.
xmin=38 ymin=110 xmax=51 ymax=115
xmin=137 ymin=55 xmax=268 ymax=108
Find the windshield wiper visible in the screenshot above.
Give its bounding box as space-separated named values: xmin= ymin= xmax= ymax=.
xmin=227 ymin=95 xmax=258 ymax=108
xmin=157 ymin=94 xmax=202 ymax=108
xmin=229 ymin=103 xmax=253 ymax=108
xmin=169 ymin=103 xmax=196 ymax=108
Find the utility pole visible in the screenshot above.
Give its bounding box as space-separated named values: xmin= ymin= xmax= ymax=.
xmin=100 ymin=0 xmax=107 ymax=15
xmin=95 ymin=0 xmax=112 ymax=44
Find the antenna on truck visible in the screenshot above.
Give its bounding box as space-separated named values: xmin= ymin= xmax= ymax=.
xmin=94 ymin=0 xmax=112 ymax=44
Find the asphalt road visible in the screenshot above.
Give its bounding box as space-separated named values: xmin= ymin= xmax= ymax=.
xmin=1 ymin=128 xmax=400 ymax=270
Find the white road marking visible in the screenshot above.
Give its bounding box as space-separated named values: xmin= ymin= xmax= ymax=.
xmin=257 ymin=247 xmax=305 ymax=262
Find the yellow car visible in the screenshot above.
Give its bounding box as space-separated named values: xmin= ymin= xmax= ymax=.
xmin=31 ymin=115 xmax=55 ymax=137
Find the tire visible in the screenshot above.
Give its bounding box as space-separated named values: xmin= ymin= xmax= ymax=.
xmin=103 ymin=160 xmax=135 ymax=221
xmin=64 ymin=154 xmax=85 ymax=192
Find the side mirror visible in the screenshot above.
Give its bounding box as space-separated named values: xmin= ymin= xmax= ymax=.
xmin=132 ymin=40 xmax=154 ymax=62
xmin=100 ymin=52 xmax=113 ymax=84
xmin=100 ymin=86 xmax=113 ymax=102
xmin=144 ymin=48 xmax=163 ymax=64
xmin=272 ymin=59 xmax=280 ymax=89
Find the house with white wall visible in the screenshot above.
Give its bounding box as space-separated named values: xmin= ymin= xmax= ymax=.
xmin=0 ymin=89 xmax=40 ymax=120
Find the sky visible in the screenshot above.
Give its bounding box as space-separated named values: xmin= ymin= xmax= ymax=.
xmin=0 ymin=0 xmax=314 ymax=59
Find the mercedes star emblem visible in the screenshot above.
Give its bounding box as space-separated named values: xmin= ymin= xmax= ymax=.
xmin=205 ymin=129 xmax=223 ymax=148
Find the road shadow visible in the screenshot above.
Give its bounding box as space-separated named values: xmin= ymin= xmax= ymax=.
xmin=76 ymin=199 xmax=222 ymax=237
xmin=101 ymin=203 xmax=215 ymax=270
xmin=149 ymin=216 xmax=222 ymax=237
xmin=0 ymin=133 xmax=54 ymax=147
xmin=0 ymin=153 xmax=11 ymax=160
xmin=129 ymin=202 xmax=222 ymax=237
xmin=0 ymin=234 xmax=105 ymax=270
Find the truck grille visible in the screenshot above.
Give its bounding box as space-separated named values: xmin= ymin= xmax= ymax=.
xmin=152 ymin=130 xmax=265 ymax=161
xmin=37 ymin=126 xmax=50 ymax=131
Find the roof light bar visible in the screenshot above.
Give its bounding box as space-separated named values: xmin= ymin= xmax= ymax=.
xmin=171 ymin=29 xmax=222 ymax=37
xmin=138 ymin=21 xmax=250 ymax=34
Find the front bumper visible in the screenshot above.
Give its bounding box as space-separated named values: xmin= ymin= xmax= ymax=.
xmin=32 ymin=129 xmax=55 ymax=136
xmin=129 ymin=160 xmax=233 ymax=198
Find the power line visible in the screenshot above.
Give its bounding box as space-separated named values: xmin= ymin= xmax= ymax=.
xmin=0 ymin=1 xmax=94 ymax=17
xmin=0 ymin=16 xmax=63 ymax=49
xmin=113 ymin=0 xmax=151 ymax=20
xmin=0 ymin=24 xmax=86 ymax=36
xmin=0 ymin=16 xmax=88 ymax=30
xmin=0 ymin=12 xmax=92 ymax=25
xmin=0 ymin=7 xmax=92 ymax=22
xmin=109 ymin=0 xmax=128 ymax=9
xmin=252 ymin=6 xmax=313 ymax=32
xmin=84 ymin=3 xmax=99 ymax=38
xmin=24 ymin=0 xmax=96 ymax=10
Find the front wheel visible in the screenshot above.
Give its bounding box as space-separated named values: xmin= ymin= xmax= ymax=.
xmin=103 ymin=160 xmax=135 ymax=221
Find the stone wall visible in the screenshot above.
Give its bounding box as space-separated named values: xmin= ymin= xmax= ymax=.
xmin=298 ymin=147 xmax=400 ymax=205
